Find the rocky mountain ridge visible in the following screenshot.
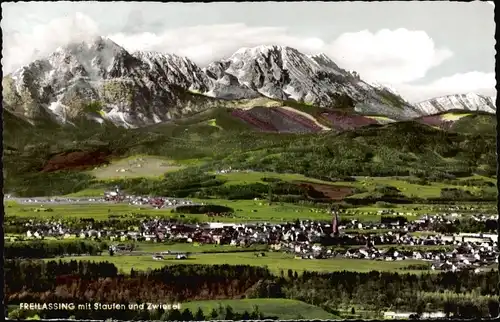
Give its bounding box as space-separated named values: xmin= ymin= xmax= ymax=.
xmin=2 ymin=36 xmax=495 ymax=128
xmin=414 ymin=93 xmax=496 ymax=115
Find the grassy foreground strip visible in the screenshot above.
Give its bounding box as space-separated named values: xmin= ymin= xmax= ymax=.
xmin=46 ymin=252 xmax=431 ymax=275
xmin=181 ymin=298 xmax=338 ymax=320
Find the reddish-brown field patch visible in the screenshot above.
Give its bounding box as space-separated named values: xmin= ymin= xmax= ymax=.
xmin=321 ymin=111 xmax=379 ymax=131
xmin=231 ymin=107 xmax=323 ymax=133
xmin=41 ymin=149 xmax=112 ymax=172
xmin=294 ymin=181 xmax=355 ymax=200
xmin=416 ymin=115 xmax=453 ymax=130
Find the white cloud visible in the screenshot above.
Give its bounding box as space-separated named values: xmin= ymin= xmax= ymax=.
xmin=107 ymin=24 xmax=325 ymax=66
xmin=396 ymin=72 xmax=496 ymax=103
xmin=2 ymin=13 xmax=494 ymax=102
xmin=108 ymin=26 xmax=454 ymax=86
xmin=2 ymin=12 xmax=100 ymax=73
xmin=326 ymin=28 xmax=453 ymax=84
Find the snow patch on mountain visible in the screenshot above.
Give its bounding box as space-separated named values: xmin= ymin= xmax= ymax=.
xmin=370 ymin=82 xmax=402 ymax=98
xmin=3 ymin=37 xmax=459 ymax=128
xmin=104 ymin=108 xmax=138 ymax=129
xmin=414 ymin=93 xmax=496 ymax=115
xmin=207 ymin=44 xmax=418 ymax=119
xmin=133 ymin=51 xmax=209 ymax=91
xmin=47 ymin=101 xmax=69 ymax=123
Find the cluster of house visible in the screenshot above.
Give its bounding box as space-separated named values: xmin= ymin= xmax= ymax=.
xmin=119 ymin=218 xmax=499 ymax=270
xmin=104 ymin=189 xmax=196 ymax=209
xmin=108 ymin=243 xmax=190 ymax=260
xmin=351 ymin=206 xmax=496 ymax=220
xmin=428 ymin=204 xmax=495 ymax=212
xmin=334 ymin=213 xmax=495 ymax=236
xmin=151 ymin=253 xmax=188 ymax=260
xmin=383 ymin=311 xmax=446 ymax=319
xmin=215 ymin=167 xmax=253 ymax=174
xmin=370 ymin=205 xmax=489 ymax=216
xmin=331 ymin=241 xmax=497 ymax=271
xmin=15 ymin=213 xmax=496 ymax=243
xmin=105 ymin=218 xmax=498 ymax=272
xmin=127 ymin=196 xmax=195 ymax=209
xmin=12 ymin=207 xmax=499 ymax=271
xmin=418 ymin=212 xmax=496 ymax=221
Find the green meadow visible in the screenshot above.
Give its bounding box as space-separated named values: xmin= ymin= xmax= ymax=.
xmin=5 ymin=168 xmax=495 ymax=224
xmin=48 ymin=252 xmax=431 ymax=275
xmin=89 ymin=155 xmax=183 ymax=180
xmin=181 ymin=298 xmax=338 ymax=320
xmin=130 ymin=242 xmax=268 ymax=253
xmin=214 ymin=171 xmax=337 ymax=186
xmin=4 ymin=199 xmax=330 ymax=222
xmin=4 ymin=202 xmax=172 ymax=220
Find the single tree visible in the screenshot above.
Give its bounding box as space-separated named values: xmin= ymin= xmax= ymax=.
xmin=194 ymin=308 xmax=205 ymax=321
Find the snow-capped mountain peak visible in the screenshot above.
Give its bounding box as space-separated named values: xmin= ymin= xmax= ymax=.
xmin=132 ymin=50 xmax=210 ymax=92
xmin=414 ymin=93 xmax=496 ymax=115
xmin=231 ymin=44 xmax=292 ymax=57
xmin=3 ymin=39 xmax=460 ymax=128
xmin=370 ymin=82 xmax=403 ymax=98
xmin=51 ymin=36 xmax=126 ymax=65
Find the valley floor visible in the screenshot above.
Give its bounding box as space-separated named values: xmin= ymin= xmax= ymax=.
xmin=43 ymin=253 xmax=431 ymax=275
xmin=5 ymin=163 xmax=497 ymax=320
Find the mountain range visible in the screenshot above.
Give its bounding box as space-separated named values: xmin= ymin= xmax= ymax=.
xmin=2 ymin=36 xmax=496 ymax=129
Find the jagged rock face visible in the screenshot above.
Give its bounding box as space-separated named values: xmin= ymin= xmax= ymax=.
xmin=3 ymin=37 xmax=464 ymax=128
xmin=133 ymin=51 xmax=210 ymax=92
xmin=3 ymin=37 xmax=219 ymax=128
xmin=204 ymin=45 xmax=420 ymax=120
xmin=202 ymin=60 xmax=261 ymax=100
xmin=414 ymin=94 xmax=496 ymax=115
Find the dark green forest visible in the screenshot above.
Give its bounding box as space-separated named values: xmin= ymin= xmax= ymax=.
xmin=5 ymin=260 xmax=499 ymax=319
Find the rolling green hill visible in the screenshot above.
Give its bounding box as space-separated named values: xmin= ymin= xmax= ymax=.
xmin=3 ymin=103 xmax=496 ymax=197
xmin=450 ymin=113 xmax=496 ymax=134
xmin=181 ymin=298 xmax=338 ymax=320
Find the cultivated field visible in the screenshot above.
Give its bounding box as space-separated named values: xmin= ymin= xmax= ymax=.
xmin=64 ymin=187 xmax=107 ymax=197
xmin=440 ymin=112 xmax=472 ymax=121
xmin=130 ymin=242 xmax=268 ymax=253
xmin=4 ymin=202 xmax=173 ymax=220
xmin=90 ymin=155 xmax=183 ymax=180
xmin=349 ymin=176 xmax=491 ymax=199
xmin=216 ymin=171 xmax=493 ymax=199
xmin=182 ymin=298 xmax=338 ymax=320
xmin=231 ymin=107 xmax=324 ymax=133
xmin=215 ymin=171 xmax=340 ymax=186
xmin=4 ymin=198 xmax=330 ymax=222
xmin=321 ymin=111 xmax=379 ymax=131
xmin=189 ymin=198 xmax=331 ymax=222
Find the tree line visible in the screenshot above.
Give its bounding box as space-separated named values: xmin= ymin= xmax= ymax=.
xmin=4 ymin=240 xmax=108 ymax=259
xmin=428 ymin=217 xmax=497 ymax=234
xmin=4 ymin=216 xmax=148 ymax=234
xmin=8 ymin=303 xmax=273 ymax=321
xmin=5 ymin=260 xmax=498 ymax=319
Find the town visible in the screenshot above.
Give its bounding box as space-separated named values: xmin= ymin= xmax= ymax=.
xmin=8 ymin=191 xmax=498 ymax=274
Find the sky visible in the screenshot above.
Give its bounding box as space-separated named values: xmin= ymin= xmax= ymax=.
xmin=1 ymin=1 xmax=495 ymax=102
